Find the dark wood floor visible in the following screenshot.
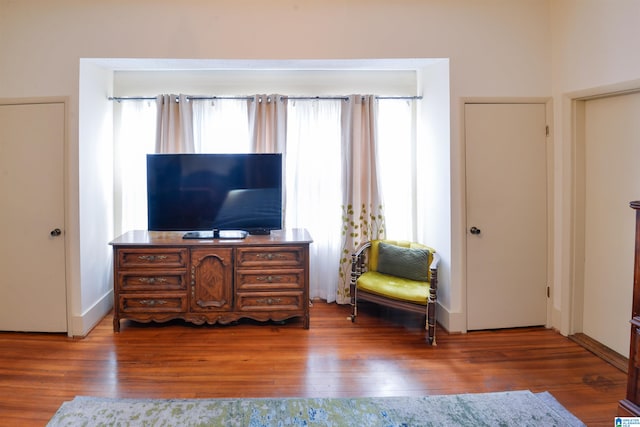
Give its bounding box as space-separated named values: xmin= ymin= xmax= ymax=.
xmin=0 ymin=301 xmax=626 ymax=426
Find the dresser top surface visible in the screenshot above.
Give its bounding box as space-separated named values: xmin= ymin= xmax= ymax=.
xmin=110 ymin=229 xmax=313 ymax=247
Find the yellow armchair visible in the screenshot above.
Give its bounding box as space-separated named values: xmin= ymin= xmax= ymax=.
xmin=350 ymin=239 xmax=440 ymax=345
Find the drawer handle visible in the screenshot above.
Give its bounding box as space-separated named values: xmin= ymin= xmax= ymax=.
xmin=256 ymin=253 xmax=285 ymax=261
xmin=138 ymin=277 xmax=168 ymax=284
xmin=138 ymin=255 xmax=168 ymax=262
xmin=257 ymin=275 xmax=283 ymax=283
xmin=256 ymin=297 xmax=282 ymax=305
xmin=139 ymin=299 xmax=168 ymax=306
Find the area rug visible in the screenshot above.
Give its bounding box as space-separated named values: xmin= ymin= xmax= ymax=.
xmin=47 ymin=390 xmax=585 ymax=427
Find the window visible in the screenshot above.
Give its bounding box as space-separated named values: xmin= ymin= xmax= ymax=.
xmin=114 ymin=96 xmax=417 ymax=301
xmin=114 ymin=100 xmax=155 ymax=236
xmin=285 ymin=99 xmax=343 ymax=301
xmin=377 ymin=99 xmax=415 ymax=240
xmin=193 ymin=99 xmax=250 ymax=153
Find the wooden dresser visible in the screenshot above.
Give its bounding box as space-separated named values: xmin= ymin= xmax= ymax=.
xmin=620 ymin=202 xmax=640 ymax=416
xmin=110 ymin=229 xmax=312 ymax=332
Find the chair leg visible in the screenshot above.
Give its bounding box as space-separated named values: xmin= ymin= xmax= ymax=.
xmin=350 ymin=286 xmax=358 ymax=322
xmin=426 ymin=300 xmax=437 ymax=346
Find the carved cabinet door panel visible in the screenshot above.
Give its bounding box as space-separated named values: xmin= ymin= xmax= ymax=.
xmin=190 ymin=248 xmax=233 ymax=312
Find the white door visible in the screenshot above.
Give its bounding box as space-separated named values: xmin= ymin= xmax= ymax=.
xmin=465 ymin=103 xmax=548 ymax=330
xmin=0 ymin=101 xmax=67 ymax=332
xmin=581 ymin=92 xmax=640 ymax=356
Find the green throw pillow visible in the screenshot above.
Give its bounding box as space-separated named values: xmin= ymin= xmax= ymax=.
xmin=376 ymin=242 xmax=430 ymax=282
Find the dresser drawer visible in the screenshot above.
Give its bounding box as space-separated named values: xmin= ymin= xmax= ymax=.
xmin=117 ymin=248 xmax=188 ymax=269
xmin=236 ymin=246 xmax=304 ymax=268
xmin=236 ymin=291 xmax=304 ymax=311
xmin=119 ymin=294 xmax=187 ymax=313
xmin=117 ymin=271 xmax=188 ymax=291
xmin=236 ymin=269 xmax=304 ymax=291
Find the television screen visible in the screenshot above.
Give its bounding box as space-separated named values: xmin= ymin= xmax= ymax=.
xmin=146 ymin=153 xmax=283 ymax=232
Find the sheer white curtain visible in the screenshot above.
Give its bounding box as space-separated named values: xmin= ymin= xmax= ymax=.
xmin=285 ymin=99 xmax=342 ymax=302
xmin=377 ymin=99 xmax=415 ymax=240
xmin=114 ymin=100 xmax=156 ymax=235
xmin=192 ymin=99 xmax=250 ymax=153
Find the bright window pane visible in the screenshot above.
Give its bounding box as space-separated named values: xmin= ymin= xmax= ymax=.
xmin=286 ymin=99 xmax=343 ymax=302
xmin=192 ymin=99 xmax=250 ymax=153
xmin=377 ymin=99 xmax=415 ymax=240
xmin=114 ymin=100 xmax=156 ymax=234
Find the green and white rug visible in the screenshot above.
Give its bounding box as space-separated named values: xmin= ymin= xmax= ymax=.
xmin=47 ymin=390 xmax=585 ymax=426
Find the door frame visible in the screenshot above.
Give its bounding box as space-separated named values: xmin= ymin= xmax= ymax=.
xmin=461 ymin=97 xmax=554 ymax=332
xmin=0 ymin=97 xmax=70 ymax=333
xmin=569 ymin=86 xmax=640 ymax=340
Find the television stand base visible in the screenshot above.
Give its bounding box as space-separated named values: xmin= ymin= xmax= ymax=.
xmin=182 ymin=230 xmax=248 ymax=240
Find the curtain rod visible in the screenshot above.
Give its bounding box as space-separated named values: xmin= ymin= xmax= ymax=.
xmin=108 ymin=95 xmax=422 ymax=102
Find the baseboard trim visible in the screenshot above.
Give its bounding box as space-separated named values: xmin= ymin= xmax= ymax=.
xmin=568 ymin=333 xmax=628 ymax=373
xmin=69 ymin=290 xmax=114 ymax=337
xmin=435 ymin=302 xmax=466 ymax=334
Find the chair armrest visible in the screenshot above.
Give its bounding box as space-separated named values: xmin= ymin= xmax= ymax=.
xmin=351 ymin=241 xmax=372 ymax=280
xmin=352 ymin=241 xmax=372 ymax=260
xmin=429 ymin=252 xmax=441 ymax=292
xmin=350 ymin=241 xmax=372 ymax=303
xmin=430 ymin=252 xmax=441 ymax=270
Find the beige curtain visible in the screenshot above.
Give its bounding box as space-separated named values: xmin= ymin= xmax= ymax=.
xmin=155 ymin=94 xmax=195 ymax=153
xmin=248 ymin=94 xmax=287 ymax=153
xmin=337 ymin=95 xmax=386 ymax=304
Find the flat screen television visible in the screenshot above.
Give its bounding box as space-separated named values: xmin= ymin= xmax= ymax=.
xmin=146 ymin=153 xmax=283 ymax=234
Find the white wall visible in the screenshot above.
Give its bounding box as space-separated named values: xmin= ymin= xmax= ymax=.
xmin=0 ymin=0 xmax=552 ymax=335
xmin=77 ymin=61 xmax=114 ymax=335
xmin=417 ymin=61 xmax=453 ymax=329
